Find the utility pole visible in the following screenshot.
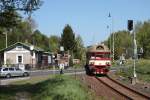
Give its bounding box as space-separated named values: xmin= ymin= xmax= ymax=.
xmin=5 ymin=31 xmax=7 ymax=48
xmin=107 ymin=25 xmax=112 ymax=58
xmin=108 ymin=13 xmax=114 ymax=61
xmin=3 ymin=30 xmax=7 ymax=48
xmin=3 ymin=28 xmax=12 ymax=48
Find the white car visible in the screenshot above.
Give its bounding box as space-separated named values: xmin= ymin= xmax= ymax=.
xmin=0 ymin=67 xmax=29 ymax=78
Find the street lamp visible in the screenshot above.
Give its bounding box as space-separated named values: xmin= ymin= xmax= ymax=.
xmin=108 ymin=13 xmax=114 ymax=62
xmin=107 ymin=25 xmax=111 ymax=58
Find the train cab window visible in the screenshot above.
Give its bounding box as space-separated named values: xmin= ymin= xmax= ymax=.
xmin=88 ymin=53 xmax=95 ymax=59
xmin=96 ymin=54 xmax=103 ymax=57
xmin=91 ymin=56 xmax=95 ymax=59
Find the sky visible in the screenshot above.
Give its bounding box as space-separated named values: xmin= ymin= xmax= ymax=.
xmin=29 ymin=0 xmax=150 ymax=46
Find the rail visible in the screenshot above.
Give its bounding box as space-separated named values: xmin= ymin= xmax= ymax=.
xmin=95 ymin=76 xmax=150 ymax=100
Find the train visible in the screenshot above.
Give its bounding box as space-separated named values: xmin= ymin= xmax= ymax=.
xmin=85 ymin=44 xmax=111 ymax=75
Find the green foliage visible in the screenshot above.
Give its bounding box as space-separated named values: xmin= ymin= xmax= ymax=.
xmin=106 ymin=30 xmax=132 ymax=59
xmin=61 ymin=24 xmax=75 ymax=51
xmin=114 ymin=31 xmax=132 ymax=59
xmin=136 ymin=20 xmax=150 ymax=58
xmin=32 ymin=30 xmax=49 ymax=51
xmin=136 ymin=59 xmax=150 ymax=75
xmin=0 ymin=0 xmax=42 ymax=13
xmin=0 ymin=19 xmax=50 ymax=52
xmin=0 ymin=0 xmax=43 ymax=28
xmin=115 ymin=59 xmax=150 ymax=82
xmin=33 ymin=75 xmax=91 ymax=100
xmin=105 ymin=20 xmax=150 ymax=59
xmin=73 ymin=35 xmax=86 ymax=66
xmin=49 ymin=35 xmax=60 ymax=53
xmin=0 ymin=9 xmax=21 ymax=28
xmin=0 ymin=75 xmax=93 ymax=100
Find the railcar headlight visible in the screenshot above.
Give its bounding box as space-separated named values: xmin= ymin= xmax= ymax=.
xmin=106 ymin=62 xmax=110 ymax=65
xmin=90 ymin=62 xmax=94 ymax=65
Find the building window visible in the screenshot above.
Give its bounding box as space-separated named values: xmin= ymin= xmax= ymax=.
xmin=16 ymin=46 xmax=23 ymax=50
xmin=18 ymin=56 xmax=22 ymax=63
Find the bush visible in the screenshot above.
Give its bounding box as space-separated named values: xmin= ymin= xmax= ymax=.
xmin=32 ymin=75 xmax=92 ymax=100
xmin=115 ymin=59 xmax=150 ymax=82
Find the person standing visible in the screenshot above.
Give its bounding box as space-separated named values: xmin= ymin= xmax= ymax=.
xmin=59 ymin=62 xmax=64 ymax=74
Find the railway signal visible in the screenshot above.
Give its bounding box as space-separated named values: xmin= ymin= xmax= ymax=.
xmin=128 ymin=20 xmax=133 ymax=31
xmin=128 ymin=20 xmax=137 ymax=84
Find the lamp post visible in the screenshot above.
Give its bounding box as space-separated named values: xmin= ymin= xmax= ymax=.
xmin=108 ymin=13 xmax=114 ymax=61
xmin=107 ymin=25 xmax=111 ymax=58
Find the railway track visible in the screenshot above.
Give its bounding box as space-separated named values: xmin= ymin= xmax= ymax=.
xmin=96 ymin=76 xmax=150 ymax=100
xmin=80 ymin=75 xmax=127 ymax=99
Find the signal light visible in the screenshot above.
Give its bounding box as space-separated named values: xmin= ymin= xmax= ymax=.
xmin=128 ymin=20 xmax=133 ymax=31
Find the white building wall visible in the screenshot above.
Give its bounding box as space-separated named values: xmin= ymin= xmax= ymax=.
xmin=4 ymin=47 xmax=36 ymax=65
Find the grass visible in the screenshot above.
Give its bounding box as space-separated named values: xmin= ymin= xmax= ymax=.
xmin=0 ymin=75 xmax=93 ymax=100
xmin=115 ymin=59 xmax=150 ymax=82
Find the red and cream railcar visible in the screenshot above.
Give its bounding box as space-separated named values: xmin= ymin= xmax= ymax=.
xmin=85 ymin=44 xmax=111 ymax=75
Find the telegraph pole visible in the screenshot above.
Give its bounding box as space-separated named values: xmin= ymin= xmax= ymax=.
xmin=5 ymin=31 xmax=7 ymax=48
xmin=108 ymin=13 xmax=114 ymax=61
xmin=3 ymin=30 xmax=8 ymax=48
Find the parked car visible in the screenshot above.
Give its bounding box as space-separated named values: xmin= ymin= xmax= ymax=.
xmin=0 ymin=67 xmax=29 ymax=78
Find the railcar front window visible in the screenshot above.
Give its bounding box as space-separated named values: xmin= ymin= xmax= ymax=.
xmin=95 ymin=54 xmax=110 ymax=58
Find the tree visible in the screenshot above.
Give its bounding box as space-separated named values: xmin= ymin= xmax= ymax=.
xmin=25 ymin=17 xmax=38 ymax=33
xmin=136 ymin=20 xmax=150 ymax=58
xmin=49 ymin=35 xmax=60 ymax=53
xmin=0 ymin=16 xmax=33 ymax=49
xmin=32 ymin=29 xmax=49 ymax=51
xmin=105 ymin=30 xmax=132 ymax=59
xmin=0 ymin=9 xmax=21 ymax=28
xmin=0 ymin=0 xmax=42 ymax=13
xmin=0 ymin=0 xmax=42 ymax=48
xmin=0 ymin=0 xmax=42 ymax=28
xmin=11 ymin=20 xmax=33 ymax=43
xmin=61 ymin=24 xmax=75 ymax=51
xmin=114 ymin=31 xmax=132 ymax=59
xmin=73 ymin=35 xmax=86 ymax=65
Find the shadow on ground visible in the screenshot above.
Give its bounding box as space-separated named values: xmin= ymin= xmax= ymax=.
xmin=0 ymin=76 xmax=64 ymax=100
